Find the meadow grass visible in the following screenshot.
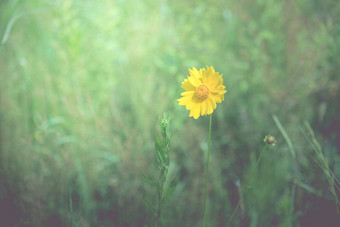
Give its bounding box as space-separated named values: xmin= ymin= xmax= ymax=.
xmin=1 ymin=0 xmax=340 ymax=226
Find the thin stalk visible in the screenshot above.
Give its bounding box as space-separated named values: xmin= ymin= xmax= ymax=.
xmin=247 ymin=144 xmax=268 ymax=181
xmin=226 ymin=144 xmax=268 ymax=227
xmin=289 ymin=183 xmax=296 ymax=227
xmin=69 ymin=191 xmax=73 ymax=227
xmin=226 ymin=200 xmax=241 ymax=227
xmin=156 ymin=174 xmax=166 ymax=227
xmin=203 ymin=114 xmax=213 ymax=227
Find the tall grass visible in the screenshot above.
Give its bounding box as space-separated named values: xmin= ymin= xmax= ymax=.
xmin=1 ymin=0 xmax=339 ymax=226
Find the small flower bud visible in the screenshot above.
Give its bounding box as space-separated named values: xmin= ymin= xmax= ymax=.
xmin=264 ymin=135 xmax=276 ymax=146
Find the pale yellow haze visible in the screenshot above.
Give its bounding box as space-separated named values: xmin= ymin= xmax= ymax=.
xmin=178 ymin=66 xmax=227 ymax=119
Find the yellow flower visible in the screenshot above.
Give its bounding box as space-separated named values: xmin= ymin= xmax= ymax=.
xmin=177 ymin=66 xmax=227 ymax=119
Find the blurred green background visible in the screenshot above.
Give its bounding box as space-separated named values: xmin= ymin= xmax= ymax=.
xmin=1 ymin=0 xmax=339 ymax=226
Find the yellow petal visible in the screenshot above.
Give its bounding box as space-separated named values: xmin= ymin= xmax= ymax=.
xmin=181 ymin=78 xmax=196 ymax=91
xmin=189 ymin=103 xmax=201 ymax=119
xmin=201 ymin=100 xmax=208 ymax=116
xmin=189 ymin=67 xmax=201 ymax=79
xmin=209 ymin=93 xmax=223 ymax=103
xmin=206 ymin=66 xmax=215 ymax=77
xmin=188 ymin=75 xmax=202 ymax=87
xmin=201 ymin=68 xmax=208 ymax=82
xmin=199 ymin=68 xmax=203 ymax=78
xmin=211 ymin=87 xmax=227 ymax=95
xmin=178 ymin=95 xmax=193 ymax=106
xmin=208 ymin=96 xmax=217 ymax=110
xmin=185 ymin=96 xmax=200 ymax=110
xmin=206 ymin=72 xmax=221 ymax=89
xmin=180 ymin=91 xmax=195 ymax=97
xmin=206 ymin=99 xmax=213 ymax=114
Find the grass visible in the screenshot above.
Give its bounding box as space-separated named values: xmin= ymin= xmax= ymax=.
xmin=1 ymin=0 xmax=340 ymax=226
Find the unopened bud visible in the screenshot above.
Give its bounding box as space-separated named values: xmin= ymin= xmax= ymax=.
xmin=264 ymin=135 xmax=276 ymax=146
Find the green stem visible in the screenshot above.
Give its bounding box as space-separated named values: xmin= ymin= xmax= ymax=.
xmin=156 ymin=173 xmax=166 ymax=227
xmin=226 ymin=144 xmax=268 ymax=227
xmin=226 ymin=200 xmax=241 ymax=227
xmin=203 ymin=114 xmax=212 ymax=227
xmin=69 ymin=190 xmax=73 ymax=227
xmin=289 ymin=182 xmax=296 ymax=227
xmin=247 ymin=144 xmax=268 ymax=181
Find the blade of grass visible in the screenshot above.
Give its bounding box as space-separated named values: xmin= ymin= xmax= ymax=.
xmin=299 ymin=123 xmax=340 ymax=214
xmin=294 ymin=179 xmax=322 ymax=197
xmin=273 ymin=115 xmax=297 ymax=227
xmin=272 ymin=115 xmax=296 ymax=159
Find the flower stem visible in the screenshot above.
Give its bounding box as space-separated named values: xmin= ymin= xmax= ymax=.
xmin=203 ymin=114 xmax=212 ymax=227
xmin=226 ymin=144 xmax=268 ymax=227
xmin=247 ymin=144 xmax=268 ymax=181
xmin=156 ymin=173 xmax=165 ymax=227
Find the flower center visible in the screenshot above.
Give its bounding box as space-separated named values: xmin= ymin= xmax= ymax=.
xmin=195 ymin=84 xmax=209 ymax=100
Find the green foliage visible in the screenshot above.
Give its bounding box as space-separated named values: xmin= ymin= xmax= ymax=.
xmin=143 ymin=113 xmax=177 ymax=226
xmin=300 ymin=122 xmax=340 ymax=214
xmin=0 ymin=0 xmax=339 ymax=226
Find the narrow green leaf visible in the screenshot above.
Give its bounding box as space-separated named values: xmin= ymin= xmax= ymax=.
xmin=163 ymin=178 xmax=178 ymax=204
xmin=143 ymin=197 xmax=156 ymax=216
xmin=155 ymin=141 xmax=162 ymax=152
xmin=272 ymin=115 xmax=296 ymax=159
xmin=294 ymin=179 xmax=322 ymax=197
xmin=142 ymin=174 xmax=158 ymax=187
xmin=156 ymin=147 xmax=167 ymax=166
xmin=155 ymin=128 xmax=163 ymax=146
